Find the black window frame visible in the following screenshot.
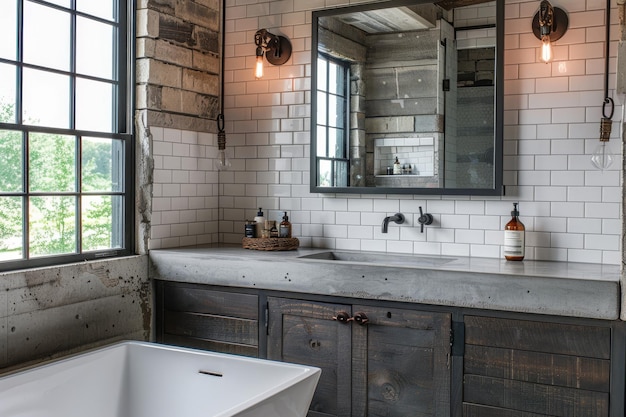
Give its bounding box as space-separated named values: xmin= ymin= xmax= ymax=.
xmin=0 ymin=0 xmax=135 ymax=272
xmin=314 ymin=53 xmax=350 ymax=188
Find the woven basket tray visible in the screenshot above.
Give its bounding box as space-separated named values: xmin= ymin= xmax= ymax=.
xmin=242 ymin=237 xmax=299 ymax=251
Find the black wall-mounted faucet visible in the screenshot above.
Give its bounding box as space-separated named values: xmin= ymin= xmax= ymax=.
xmin=417 ymin=206 xmax=433 ymax=233
xmin=382 ymin=213 xmax=405 ymax=233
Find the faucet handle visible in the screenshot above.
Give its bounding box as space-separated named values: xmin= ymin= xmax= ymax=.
xmin=418 ymin=206 xmax=433 ymax=233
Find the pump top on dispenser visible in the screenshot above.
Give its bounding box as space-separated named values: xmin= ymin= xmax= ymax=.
xmin=504 ymin=202 xmax=525 ymax=261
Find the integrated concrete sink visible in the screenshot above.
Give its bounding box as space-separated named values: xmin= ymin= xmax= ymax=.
xmin=298 ymin=251 xmax=457 ymax=268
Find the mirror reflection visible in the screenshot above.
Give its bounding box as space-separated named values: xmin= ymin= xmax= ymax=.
xmin=311 ymin=0 xmax=503 ymax=195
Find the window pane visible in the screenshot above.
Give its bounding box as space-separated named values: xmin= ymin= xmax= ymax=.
xmin=328 ymin=94 xmax=344 ymax=128
xmin=334 ymin=161 xmax=348 ymax=187
xmin=318 ymin=159 xmax=331 ymax=187
xmin=328 ymin=128 xmax=344 ymax=158
xmin=0 ymin=130 xmax=23 ymax=192
xmin=29 ymin=195 xmax=77 ymax=257
xmin=0 ymin=64 xmax=17 ymax=123
xmin=0 ymin=0 xmax=17 ymax=60
xmin=0 ymin=197 xmax=23 ymax=261
xmin=29 ymin=133 xmax=76 ymax=192
xmin=24 ymin=2 xmax=70 ymax=71
xmin=317 ymin=91 xmax=327 ymax=125
xmin=317 ymin=58 xmax=327 ymax=92
xmin=82 ymin=137 xmax=123 ymax=192
xmin=76 ymin=78 xmax=113 ymax=132
xmin=316 ymin=128 xmax=327 ymax=157
xmin=23 ymin=68 xmax=70 ymax=128
xmin=82 ymin=195 xmax=122 ymax=251
xmin=77 ymin=17 xmax=114 ymax=79
xmin=77 ymin=0 xmax=114 ymax=21
xmin=328 ymin=61 xmax=344 ymax=95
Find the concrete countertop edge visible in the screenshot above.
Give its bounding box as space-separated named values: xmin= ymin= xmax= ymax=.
xmin=149 ymin=246 xmax=621 ymax=321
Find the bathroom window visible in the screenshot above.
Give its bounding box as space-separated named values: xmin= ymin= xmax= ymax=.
xmin=0 ymin=0 xmax=133 ymax=271
xmin=315 ymin=54 xmax=349 ymax=187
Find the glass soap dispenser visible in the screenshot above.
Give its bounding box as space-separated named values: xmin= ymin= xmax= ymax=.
xmin=504 ymin=202 xmax=525 ymax=261
xmin=279 ymin=212 xmax=292 ymax=238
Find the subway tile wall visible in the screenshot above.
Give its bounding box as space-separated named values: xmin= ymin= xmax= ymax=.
xmin=217 ymin=0 xmax=623 ymax=264
xmin=183 ymin=0 xmax=621 ymax=265
xmin=148 ymin=127 xmax=220 ymax=250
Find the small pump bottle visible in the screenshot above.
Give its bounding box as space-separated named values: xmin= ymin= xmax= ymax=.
xmin=279 ymin=212 xmax=292 ymax=238
xmin=504 ymin=202 xmax=525 ymax=261
xmin=393 ymin=156 xmax=402 ymax=175
xmin=254 ymin=208 xmax=265 ymax=238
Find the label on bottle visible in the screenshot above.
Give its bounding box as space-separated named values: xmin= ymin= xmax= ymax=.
xmin=279 ymin=225 xmax=290 ymax=238
xmin=504 ymin=230 xmax=525 ymax=257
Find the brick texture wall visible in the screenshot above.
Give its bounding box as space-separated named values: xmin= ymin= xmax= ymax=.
xmin=136 ymin=0 xmax=222 ymax=251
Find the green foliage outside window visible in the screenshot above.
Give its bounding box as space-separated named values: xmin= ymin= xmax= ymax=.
xmin=0 ymin=102 xmax=116 ymax=260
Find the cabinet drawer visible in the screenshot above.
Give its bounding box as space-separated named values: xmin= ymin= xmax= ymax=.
xmin=162 ymin=284 xmax=258 ymax=319
xmin=157 ymin=283 xmax=259 ymax=357
xmin=463 ymin=316 xmax=610 ymax=417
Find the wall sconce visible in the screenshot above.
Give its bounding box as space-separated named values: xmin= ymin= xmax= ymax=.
xmin=254 ymin=29 xmax=292 ymax=79
xmin=532 ymin=1 xmax=568 ymax=63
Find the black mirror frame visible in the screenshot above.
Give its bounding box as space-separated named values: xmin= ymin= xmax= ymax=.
xmin=310 ymin=0 xmax=504 ymax=196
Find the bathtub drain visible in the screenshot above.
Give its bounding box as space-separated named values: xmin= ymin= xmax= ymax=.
xmin=198 ymin=370 xmax=223 ymax=377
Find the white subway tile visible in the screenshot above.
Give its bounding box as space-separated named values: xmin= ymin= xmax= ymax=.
xmin=551 ymin=201 xmax=585 ymax=217
xmin=552 ymin=233 xmax=584 ymax=248
xmin=455 ymin=229 xmax=484 ymax=244
xmin=567 ymin=249 xmax=602 ymax=263
xmin=568 ymin=217 xmax=602 ymax=234
xmin=535 ymin=216 xmax=567 ymax=232
xmin=411 ymin=241 xmax=441 ymax=255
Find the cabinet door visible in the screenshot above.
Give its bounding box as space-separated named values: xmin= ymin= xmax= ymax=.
xmin=352 ymin=305 xmax=451 ymax=417
xmin=463 ymin=316 xmax=611 ymax=417
xmin=267 ymin=297 xmax=353 ymax=417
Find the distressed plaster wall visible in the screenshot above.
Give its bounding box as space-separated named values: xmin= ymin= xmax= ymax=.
xmin=0 ymin=256 xmax=150 ymax=373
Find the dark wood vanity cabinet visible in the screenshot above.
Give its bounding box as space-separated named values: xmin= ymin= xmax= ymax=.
xmin=154 ymin=282 xmax=259 ymax=357
xmin=154 ymin=281 xmax=624 ymax=417
xmin=266 ymin=297 xmax=451 ymax=417
xmin=462 ymin=316 xmax=612 ymax=417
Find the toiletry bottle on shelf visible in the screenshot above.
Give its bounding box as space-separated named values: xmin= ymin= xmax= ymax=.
xmin=254 ymin=208 xmax=265 ymax=238
xmin=393 ymin=156 xmax=402 ymax=175
xmin=504 ymin=202 xmax=525 ymax=261
xmin=269 ymin=221 xmax=279 ymax=238
xmin=244 ymin=220 xmax=256 ymax=238
xmin=280 ymin=212 xmax=292 ymax=238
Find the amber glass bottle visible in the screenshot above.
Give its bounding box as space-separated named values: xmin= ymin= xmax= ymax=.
xmin=279 ymin=211 xmax=292 ymax=238
xmin=504 ymin=202 xmax=525 ymax=261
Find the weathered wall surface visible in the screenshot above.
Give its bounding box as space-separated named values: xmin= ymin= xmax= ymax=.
xmin=0 ymin=256 xmax=150 ymax=373
xmin=136 ymin=0 xmax=221 ymax=132
xmin=135 ymin=0 xmax=222 ymax=252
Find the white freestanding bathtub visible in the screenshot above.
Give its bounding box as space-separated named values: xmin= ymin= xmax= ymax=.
xmin=0 ymin=341 xmax=320 ymax=417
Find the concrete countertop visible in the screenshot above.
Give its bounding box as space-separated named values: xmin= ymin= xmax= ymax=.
xmin=149 ymin=245 xmax=622 ymax=320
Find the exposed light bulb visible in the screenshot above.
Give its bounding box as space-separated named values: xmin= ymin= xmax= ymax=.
xmin=591 ymin=141 xmax=614 ymax=171
xmin=215 ymin=115 xmax=230 ymax=171
xmin=540 ymin=35 xmax=552 ymax=63
xmin=215 ymin=149 xmax=231 ymax=171
xmin=255 ymin=52 xmax=264 ymax=79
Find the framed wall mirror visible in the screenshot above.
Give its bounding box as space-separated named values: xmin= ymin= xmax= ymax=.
xmin=310 ymin=0 xmax=503 ymax=195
